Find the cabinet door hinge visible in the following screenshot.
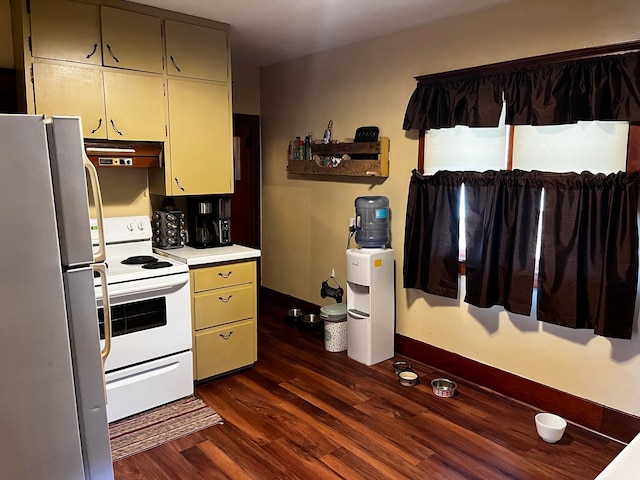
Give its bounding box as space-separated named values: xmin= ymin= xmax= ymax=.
xmin=29 ymin=64 xmax=34 ymax=84
xmin=28 ymin=36 xmax=32 ymax=54
xmin=165 ymin=125 xmax=168 ymax=137
xmin=26 ymin=0 xmax=31 ymax=15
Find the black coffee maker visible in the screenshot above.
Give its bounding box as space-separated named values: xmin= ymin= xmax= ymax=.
xmin=187 ymin=196 xmax=231 ymax=248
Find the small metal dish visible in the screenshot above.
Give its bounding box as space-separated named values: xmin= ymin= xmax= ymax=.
xmin=285 ymin=308 xmax=304 ymax=324
xmin=392 ymin=360 xmax=413 ymax=374
xmin=398 ymin=370 xmax=419 ymax=387
xmin=298 ymin=313 xmax=323 ymax=330
xmin=431 ymin=378 xmax=457 ymax=398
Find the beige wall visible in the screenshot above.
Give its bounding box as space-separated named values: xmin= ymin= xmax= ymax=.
xmin=231 ymin=61 xmax=260 ymax=115
xmin=0 ymin=0 xmax=12 ymax=68
xmin=260 ymin=0 xmax=640 ymax=416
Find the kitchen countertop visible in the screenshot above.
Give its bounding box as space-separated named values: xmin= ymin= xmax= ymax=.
xmin=153 ymin=244 xmax=261 ymax=266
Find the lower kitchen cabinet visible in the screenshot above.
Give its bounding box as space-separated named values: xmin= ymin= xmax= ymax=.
xmin=194 ymin=319 xmax=256 ymax=380
xmin=190 ymin=259 xmax=257 ymax=381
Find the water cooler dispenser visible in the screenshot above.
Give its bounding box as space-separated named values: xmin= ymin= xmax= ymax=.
xmin=346 ymin=196 xmax=395 ymax=365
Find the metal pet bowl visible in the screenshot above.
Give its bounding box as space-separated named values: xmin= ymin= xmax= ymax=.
xmin=298 ymin=313 xmax=323 ymax=330
xmin=392 ymin=360 xmax=413 ymax=374
xmin=431 ymin=378 xmax=457 ymax=398
xmin=397 ymin=370 xmax=419 ymax=387
xmin=285 ymin=308 xmax=304 ymax=324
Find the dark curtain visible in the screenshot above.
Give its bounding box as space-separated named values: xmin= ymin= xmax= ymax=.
xmin=403 ymin=51 xmax=640 ymax=131
xmin=463 ymin=170 xmax=542 ymax=315
xmin=403 ymin=170 xmax=640 ymax=339
xmin=403 ymin=75 xmax=503 ymax=130
xmin=537 ymin=171 xmax=640 ymax=339
xmin=403 ymin=170 xmax=462 ymax=298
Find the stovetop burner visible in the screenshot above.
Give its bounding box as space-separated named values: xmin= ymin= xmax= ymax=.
xmin=121 ymin=255 xmax=158 ymax=265
xmin=92 ymin=216 xmax=189 ymax=287
xmin=141 ymin=261 xmax=173 ymax=270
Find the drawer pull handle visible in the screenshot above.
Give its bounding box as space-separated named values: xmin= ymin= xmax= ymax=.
xmin=218 ymin=271 xmax=233 ymax=279
xmin=90 ymin=118 xmax=102 ymax=134
xmin=218 ymin=295 xmax=233 ymax=303
xmin=219 ymin=331 xmax=234 ymax=340
xmin=170 ymin=55 xmax=181 ymax=72
xmin=106 ymin=44 xmax=120 ymax=63
xmin=86 ymin=43 xmax=98 ymax=59
xmin=110 ymin=119 xmax=123 ymax=136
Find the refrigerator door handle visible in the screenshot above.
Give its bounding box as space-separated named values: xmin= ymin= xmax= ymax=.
xmin=93 ymin=263 xmax=112 ymax=365
xmin=84 ymin=153 xmax=107 ymax=263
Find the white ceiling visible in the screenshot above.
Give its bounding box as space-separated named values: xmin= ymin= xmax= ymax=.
xmin=127 ymin=0 xmax=509 ymax=66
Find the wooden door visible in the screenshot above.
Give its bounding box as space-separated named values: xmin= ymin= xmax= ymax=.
xmin=231 ymin=114 xmax=261 ymax=249
xmin=103 ymin=71 xmax=166 ymax=141
xmin=32 ymin=62 xmax=106 ymax=138
xmin=30 ymin=0 xmax=102 ymax=66
xmin=165 ymin=20 xmax=228 ymax=82
xmin=167 ymin=78 xmax=233 ymax=195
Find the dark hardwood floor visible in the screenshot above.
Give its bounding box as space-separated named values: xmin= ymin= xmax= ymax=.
xmin=113 ymin=300 xmax=625 ymax=479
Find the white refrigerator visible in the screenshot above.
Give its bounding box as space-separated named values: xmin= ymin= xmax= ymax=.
xmin=0 ymin=114 xmax=114 ymax=479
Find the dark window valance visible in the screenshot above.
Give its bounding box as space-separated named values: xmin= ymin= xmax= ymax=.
xmin=403 ymin=50 xmax=640 ymax=130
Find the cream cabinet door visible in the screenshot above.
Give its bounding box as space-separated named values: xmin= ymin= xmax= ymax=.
xmin=103 ymin=71 xmax=167 ymax=141
xmin=30 ymin=0 xmax=102 ymax=66
xmin=101 ymin=6 xmax=164 ymax=73
xmin=165 ymin=20 xmax=228 ymax=82
xmin=167 ymin=78 xmax=233 ymax=195
xmin=32 ymin=62 xmax=107 ymax=138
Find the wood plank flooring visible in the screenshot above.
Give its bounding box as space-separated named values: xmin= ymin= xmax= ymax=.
xmin=113 ymin=300 xmax=625 ymax=479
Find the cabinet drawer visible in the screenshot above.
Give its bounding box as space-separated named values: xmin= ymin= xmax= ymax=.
xmin=195 ymin=319 xmax=256 ymax=380
xmin=192 ymin=261 xmax=255 ymax=292
xmin=193 ymin=284 xmax=254 ymax=330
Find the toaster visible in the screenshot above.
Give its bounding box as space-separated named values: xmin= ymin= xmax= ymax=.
xmin=152 ymin=210 xmax=186 ymax=249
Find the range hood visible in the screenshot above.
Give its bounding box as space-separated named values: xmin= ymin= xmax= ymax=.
xmin=84 ymin=140 xmax=164 ymax=168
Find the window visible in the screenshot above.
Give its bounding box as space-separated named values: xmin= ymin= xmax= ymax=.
xmin=404 ymin=43 xmax=640 ymax=338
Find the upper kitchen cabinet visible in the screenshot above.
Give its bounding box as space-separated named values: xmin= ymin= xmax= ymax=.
xmin=164 ymin=78 xmax=233 ymax=195
xmin=101 ymin=6 xmax=164 ymax=73
xmin=102 ymin=70 xmax=167 ymax=140
xmin=165 ymin=20 xmax=229 ymax=82
xmin=29 ymin=0 xmax=102 ymax=65
xmin=33 ymin=62 xmax=167 ymax=141
xmin=29 ymin=0 xmax=163 ymax=73
xmin=32 ymin=62 xmax=104 ymax=137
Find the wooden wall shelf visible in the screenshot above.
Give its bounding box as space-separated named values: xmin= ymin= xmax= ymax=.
xmin=287 ymin=137 xmax=389 ymax=177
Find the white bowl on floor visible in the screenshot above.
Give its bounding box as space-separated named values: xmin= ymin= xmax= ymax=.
xmin=535 ymin=412 xmax=567 ymax=443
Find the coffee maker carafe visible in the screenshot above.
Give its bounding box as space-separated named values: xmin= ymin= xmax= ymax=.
xmin=187 ymin=196 xmax=232 ymax=248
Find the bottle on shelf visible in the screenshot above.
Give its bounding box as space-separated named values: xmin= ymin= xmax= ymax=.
xmin=323 ymin=120 xmax=333 ymax=144
xmin=297 ymin=136 xmax=305 ymax=160
xmin=304 ymin=134 xmax=312 ymax=160
xmin=291 ymin=136 xmax=301 ymax=160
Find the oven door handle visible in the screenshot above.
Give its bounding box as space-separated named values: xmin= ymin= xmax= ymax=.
xmin=99 ymin=274 xmax=189 ymax=300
